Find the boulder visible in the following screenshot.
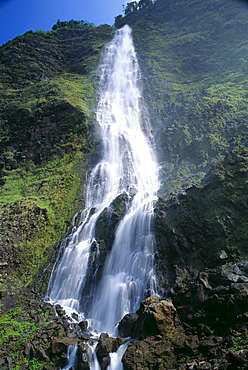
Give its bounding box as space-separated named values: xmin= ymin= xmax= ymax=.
xmin=96 ymin=333 xmax=125 ymax=370
xmin=134 ymin=296 xmax=177 ymax=338
xmin=118 ymin=313 xmax=138 ymax=338
xmin=75 ymin=343 xmax=91 ymax=370
xmin=51 ymin=340 xmax=68 ymax=355
xmin=33 ymin=346 xmax=50 ymax=362
xmin=79 ymin=320 xmax=88 ymax=331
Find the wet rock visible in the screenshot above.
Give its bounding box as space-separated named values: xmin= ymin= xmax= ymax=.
xmin=55 ymin=304 xmax=66 ymax=317
xmin=216 ymin=250 xmax=228 ymax=261
xmin=51 ymin=340 xmax=68 ymax=354
xmin=75 ymin=343 xmax=91 ymax=370
xmin=72 ymin=312 xmax=79 ymax=321
xmin=96 ymin=333 xmax=125 ymax=370
xmin=134 ymin=296 xmax=177 ymax=338
xmin=78 ymin=320 xmax=88 ymax=331
xmin=118 ymin=312 xmax=138 ymax=338
xmin=51 ymin=337 xmax=78 ymax=354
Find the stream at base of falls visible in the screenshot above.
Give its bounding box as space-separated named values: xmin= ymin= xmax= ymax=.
xmin=46 ymin=24 xmax=160 ymax=369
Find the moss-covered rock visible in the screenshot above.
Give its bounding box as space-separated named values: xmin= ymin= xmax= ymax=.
xmin=121 ymin=0 xmax=248 ymax=193
xmin=0 ymin=24 xmax=114 ymax=286
xmin=95 ymin=193 xmax=129 ymax=249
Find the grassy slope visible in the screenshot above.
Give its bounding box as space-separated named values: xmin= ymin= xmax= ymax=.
xmin=0 ymin=24 xmax=114 ymax=287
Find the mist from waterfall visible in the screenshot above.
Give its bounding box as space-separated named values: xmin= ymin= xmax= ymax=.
xmin=47 ymin=24 xmax=160 ymax=365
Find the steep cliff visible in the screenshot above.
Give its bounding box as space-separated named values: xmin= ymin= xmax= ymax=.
xmin=0 ymin=0 xmax=248 ymax=368
xmin=118 ymin=0 xmax=248 ymax=284
xmin=0 ymin=24 xmax=114 ymax=285
xmin=122 ymin=0 xmax=248 ymax=192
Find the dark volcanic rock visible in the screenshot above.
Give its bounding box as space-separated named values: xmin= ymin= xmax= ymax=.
xmin=75 ymin=342 xmax=91 ymax=370
xmin=118 ymin=313 xmax=139 ymax=338
xmin=155 ymin=150 xmax=248 ymax=294
xmin=122 ymin=335 xmax=175 ymax=370
xmin=96 ymin=333 xmax=125 ymax=370
xmin=133 ymin=296 xmax=177 ymax=338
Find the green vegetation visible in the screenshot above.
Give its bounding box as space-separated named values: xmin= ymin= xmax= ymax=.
xmin=230 ymin=335 xmax=248 ymax=352
xmin=29 ymin=359 xmax=46 ymax=370
xmin=0 ymin=307 xmax=48 ymax=369
xmin=0 ymin=73 xmax=96 ymax=286
xmin=0 ymin=152 xmax=84 ymax=286
xmin=156 ymin=148 xmax=248 ymax=270
xmin=115 ymin=0 xmax=156 ymax=27
xmin=0 ymin=0 xmax=247 ymax=367
xmin=12 ymin=73 xmax=95 ymax=113
xmin=52 ymin=19 xmax=95 ymax=30
xmin=178 ymin=355 xmax=191 ymax=364
xmin=120 ymin=0 xmax=248 ymax=193
xmin=0 ymin=23 xmax=114 ymax=287
xmin=0 ymin=307 xmax=34 ymax=347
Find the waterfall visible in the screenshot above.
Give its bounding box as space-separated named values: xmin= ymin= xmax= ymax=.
xmin=47 ymin=24 xmax=159 ymax=366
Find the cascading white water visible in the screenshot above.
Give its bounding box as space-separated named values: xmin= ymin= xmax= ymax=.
xmin=47 ymin=24 xmax=159 ymax=367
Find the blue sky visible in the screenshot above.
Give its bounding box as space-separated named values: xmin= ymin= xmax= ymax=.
xmin=0 ymin=0 xmax=128 ymax=45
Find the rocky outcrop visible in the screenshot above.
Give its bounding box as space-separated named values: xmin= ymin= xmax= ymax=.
xmin=119 ymin=296 xmax=177 ymax=339
xmin=170 ymin=262 xmax=248 ymax=334
xmin=95 ymin=333 xmax=125 ymax=370
xmin=121 ymin=296 xmax=181 ymax=369
xmin=154 ymin=149 xmax=248 ymax=294
xmin=120 ymin=263 xmax=248 ymax=369
xmin=1 ymin=272 xmax=247 ymax=369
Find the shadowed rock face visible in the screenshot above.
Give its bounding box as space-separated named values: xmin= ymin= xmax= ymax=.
xmin=154 ymin=149 xmax=248 ymax=293
xmin=119 ymin=262 xmax=248 ymax=369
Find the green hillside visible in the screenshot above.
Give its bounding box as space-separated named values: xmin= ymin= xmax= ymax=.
xmin=122 ymin=0 xmax=248 ymax=192
xmin=0 ymin=24 xmax=114 ymax=285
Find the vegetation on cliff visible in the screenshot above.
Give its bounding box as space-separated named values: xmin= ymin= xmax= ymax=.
xmin=0 ymin=0 xmax=248 ymax=368
xmin=120 ymin=0 xmax=248 ymax=193
xmin=0 ymin=24 xmax=114 ymax=286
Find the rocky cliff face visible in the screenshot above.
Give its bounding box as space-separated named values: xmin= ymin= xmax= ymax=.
xmin=155 ymin=149 xmax=248 ymax=293
xmin=0 ymin=0 xmax=248 ymax=369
